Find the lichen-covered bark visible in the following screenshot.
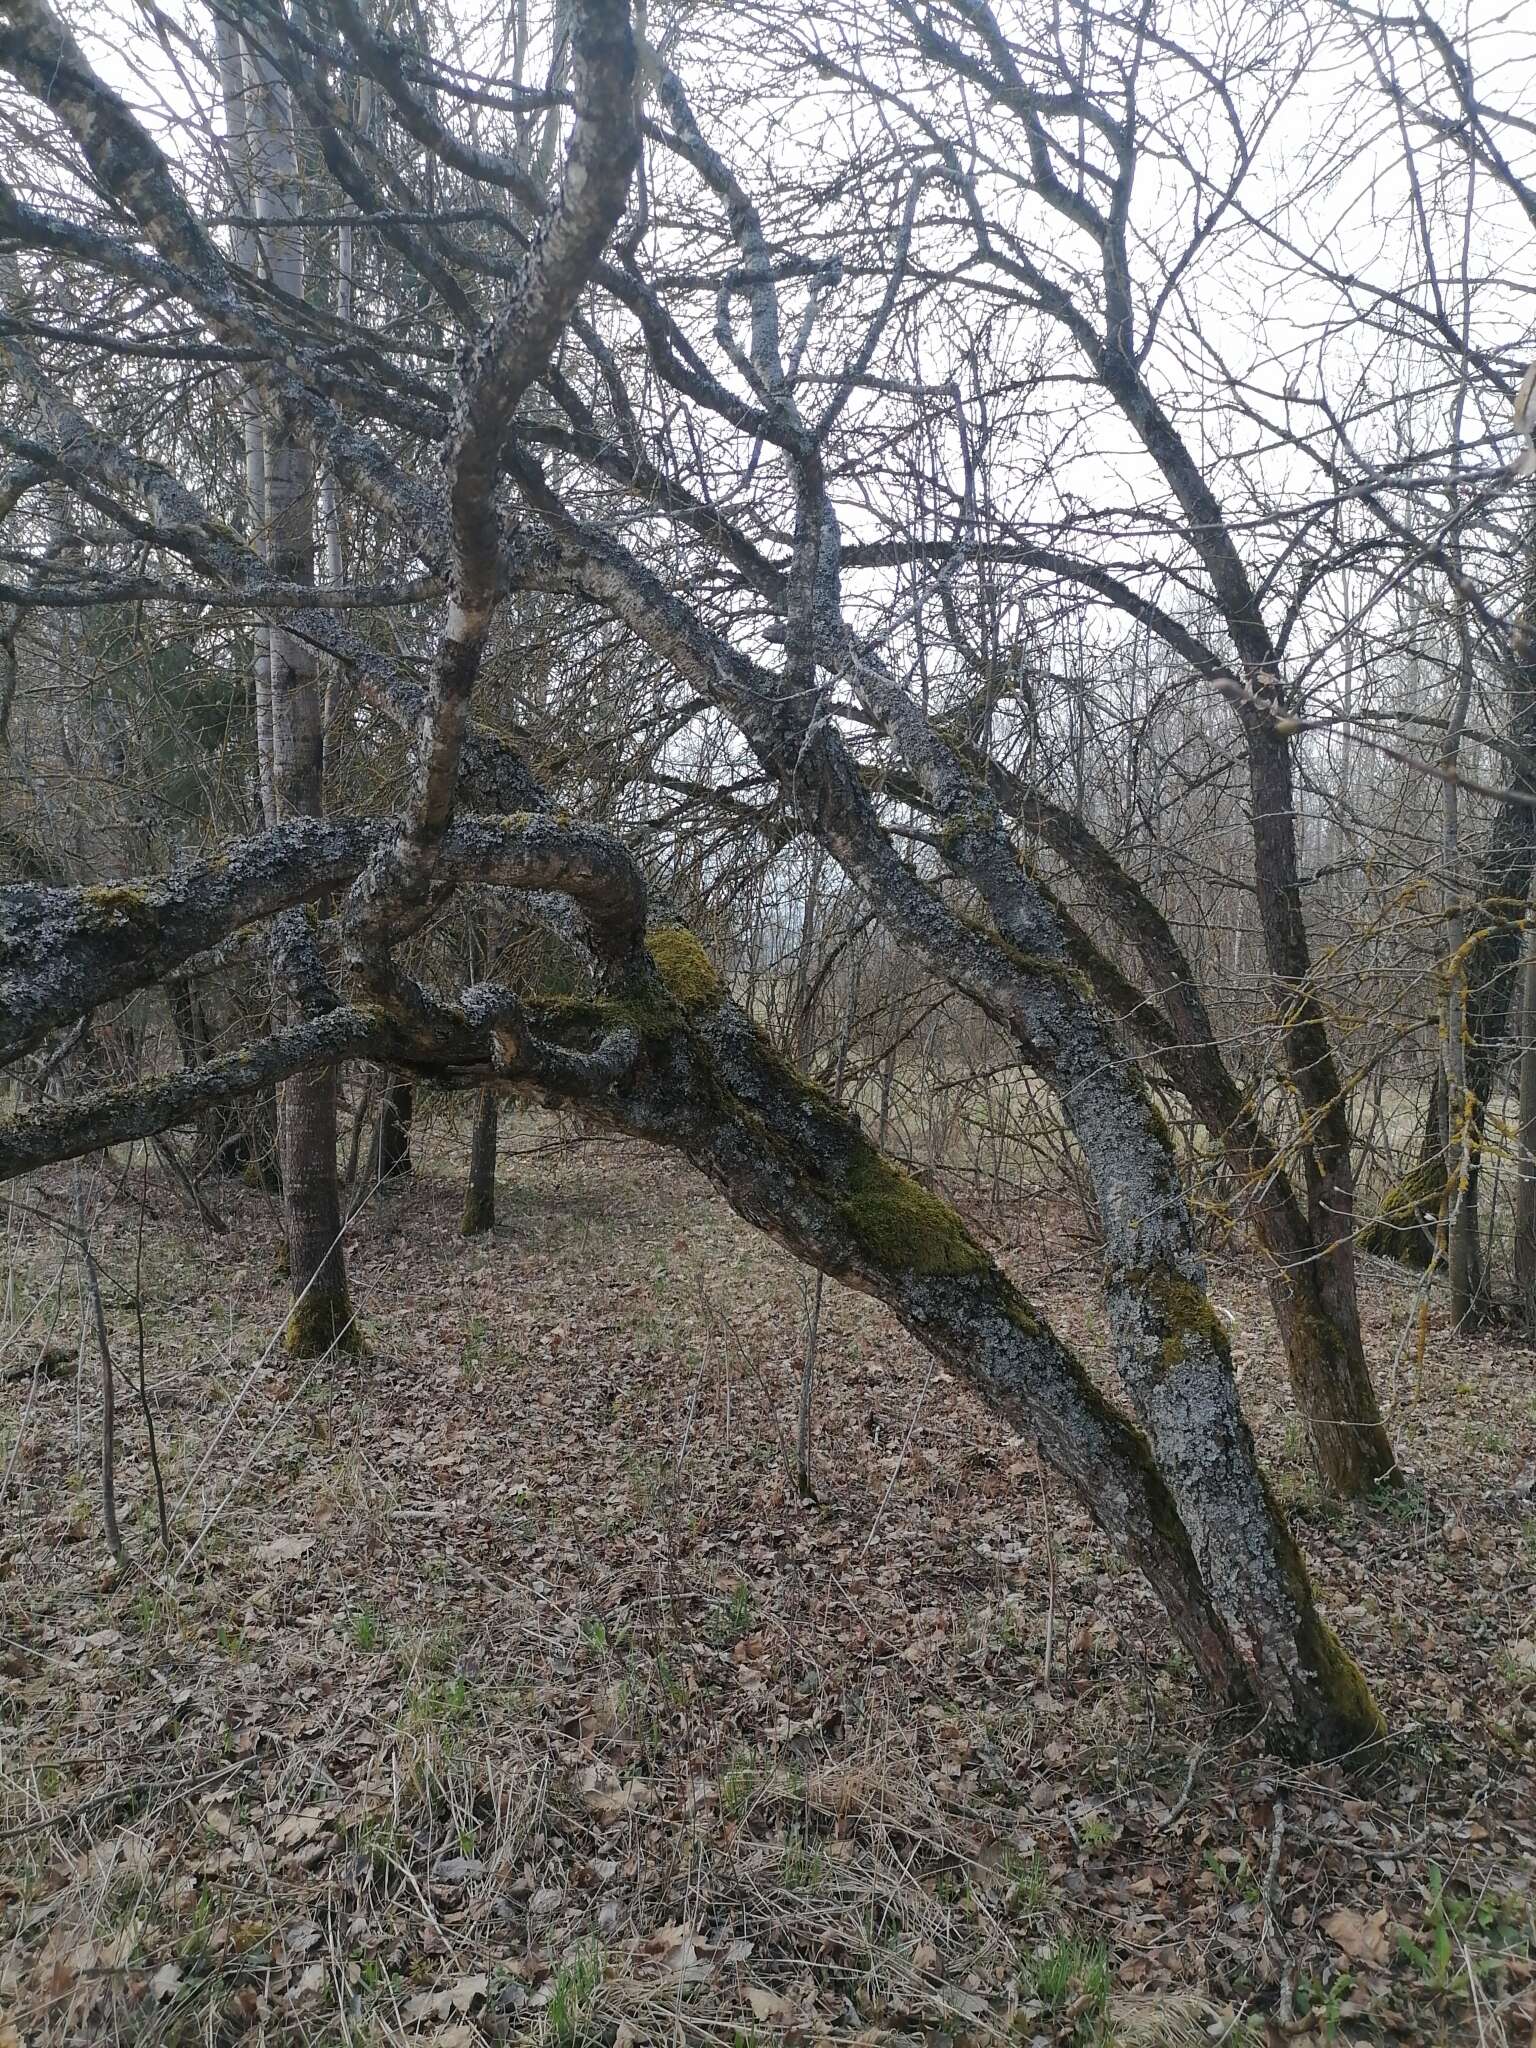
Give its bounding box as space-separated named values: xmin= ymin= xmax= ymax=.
xmin=277 ymin=1061 xmax=354 ymax=1356
xmin=998 ymin=784 xmax=1395 ymax=1496
xmin=0 ymin=0 xmax=1381 ymax=1759
xmin=531 ymin=541 xmax=1382 ymax=1756
xmin=0 ymin=813 xmax=648 ymax=1066
xmin=0 ymin=1008 xmax=396 ymax=1179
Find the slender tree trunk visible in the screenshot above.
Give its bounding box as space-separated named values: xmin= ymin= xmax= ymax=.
xmin=167 ymin=980 xmax=232 ymax=1175
xmin=461 ymin=1087 xmax=500 ymax=1235
xmin=212 ymin=17 xmax=274 ymax=827
xmin=75 ymin=1165 xmax=124 ymax=1567
xmin=243 ymin=34 xmax=353 ymax=1352
xmin=1441 ymin=552 xmax=1482 ymax=1328
xmin=790 ymin=843 xmax=824 ymax=1065
xmin=876 ymin=1040 xmax=896 ymax=1150
xmin=797 ymin=954 xmax=858 ymax=1495
xmin=374 ymin=1077 xmax=414 ymax=1181
xmin=1515 ymin=886 xmax=1536 ymax=1328
xmin=460 ymin=918 xmax=498 ymax=1233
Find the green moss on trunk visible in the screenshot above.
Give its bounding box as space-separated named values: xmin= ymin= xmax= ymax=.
xmin=1262 ymin=1479 xmax=1388 ymax=1755
xmin=839 ymin=1146 xmax=990 ymax=1277
xmin=645 ymin=925 xmax=724 ymax=1011
xmin=1360 ymin=1156 xmax=1444 ymax=1268
xmin=283 ymin=1290 xmax=361 ymax=1358
xmin=1123 ymin=1262 xmax=1229 ymax=1373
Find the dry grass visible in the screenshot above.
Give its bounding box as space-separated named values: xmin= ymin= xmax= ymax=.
xmin=2 ymin=1116 xmax=1534 ymax=2046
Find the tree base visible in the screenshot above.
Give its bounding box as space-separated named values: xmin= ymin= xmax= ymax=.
xmin=1359 ymin=1158 xmax=1444 ymax=1268
xmin=283 ymin=1291 xmax=362 ymax=1358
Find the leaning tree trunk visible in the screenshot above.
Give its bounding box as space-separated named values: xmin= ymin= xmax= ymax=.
xmin=572 ymin=931 xmax=1385 ymax=1759
xmin=1004 ymin=781 xmax=1396 ymax=1495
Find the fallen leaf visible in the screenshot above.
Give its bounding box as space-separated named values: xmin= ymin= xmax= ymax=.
xmin=1323 ymin=1905 xmax=1391 ymax=1965
xmin=272 ymin=1808 xmax=325 ymax=1848
xmin=403 ymin=1974 xmax=488 ymax=2025
xmin=150 ymin=1962 xmax=182 ymax=2002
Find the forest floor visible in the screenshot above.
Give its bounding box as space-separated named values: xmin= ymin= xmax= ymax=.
xmin=2 ymin=1121 xmax=1535 ymax=2048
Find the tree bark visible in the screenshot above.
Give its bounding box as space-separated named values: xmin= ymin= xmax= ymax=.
xmin=996 ymin=779 xmax=1395 ymax=1494
xmin=461 ymin=1086 xmax=499 ymax=1235
xmin=1515 ymin=888 xmax=1536 ymax=1327
xmin=373 ymin=1075 xmax=414 ymax=1182
xmin=242 ymin=34 xmax=353 ymax=1353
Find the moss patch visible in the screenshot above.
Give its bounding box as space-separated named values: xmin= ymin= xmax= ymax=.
xmin=840 ymin=1145 xmax=990 ymax=1278
xmin=1298 ymin=1615 xmax=1388 ymax=1754
xmin=645 ymin=925 xmax=724 ymax=1012
xmin=82 ymin=884 xmax=156 ymax=926
xmin=1359 ymin=1155 xmax=1444 ymax=1269
xmin=524 ymin=985 xmax=677 ymax=1053
xmin=1122 ymin=1263 xmax=1229 ymax=1374
xmin=283 ymin=1290 xmax=362 ymax=1359
xmin=997 ymin=1285 xmax=1044 ymax=1339
xmin=955 ymin=912 xmax=1095 ymax=1002
xmin=938 ymin=804 xmax=994 ymax=856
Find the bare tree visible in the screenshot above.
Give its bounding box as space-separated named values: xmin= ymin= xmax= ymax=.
xmin=0 ymin=0 xmax=1428 ymax=1753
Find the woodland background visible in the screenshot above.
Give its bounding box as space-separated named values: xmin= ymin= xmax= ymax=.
xmin=2 ymin=0 xmax=1536 ymax=2040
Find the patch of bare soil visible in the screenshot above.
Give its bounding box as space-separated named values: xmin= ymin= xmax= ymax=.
xmin=2 ymin=1124 xmax=1534 ymax=2046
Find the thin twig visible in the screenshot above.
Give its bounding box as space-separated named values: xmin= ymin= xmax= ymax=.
xmin=861 ymin=1357 xmax=936 ymax=1554
xmin=1162 ymin=1745 xmax=1204 ymax=1828
xmin=134 ymin=1153 xmax=170 ymax=1552
xmin=1034 ymin=1444 xmax=1057 ymax=1690
xmin=1260 ymin=1797 xmax=1293 ymax=2021
xmin=73 ymin=1160 xmax=124 ymax=1567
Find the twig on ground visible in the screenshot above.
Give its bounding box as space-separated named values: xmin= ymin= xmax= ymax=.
xmin=1034 ymin=1443 xmax=1057 ymax=1690
xmin=133 ymin=1157 xmax=170 ymax=1552
xmin=1259 ymin=1796 xmax=1293 ymax=2022
xmin=1163 ymin=1745 xmax=1205 ymax=1828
